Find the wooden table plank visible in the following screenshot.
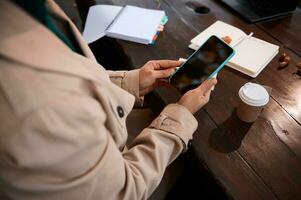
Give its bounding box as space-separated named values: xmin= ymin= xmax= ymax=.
xmin=161 ymin=0 xmax=301 ymax=149
xmin=162 ymin=0 xmax=301 ymax=123
xmin=159 ymin=1 xmax=301 ymax=199
xmin=205 ymin=69 xmax=301 ymax=199
xmin=257 ymin=8 xmax=301 ymax=57
xmin=254 ymin=48 xmax=301 ymax=127
xmin=150 ymin=87 xmax=277 ymax=200
xmin=94 ymin=0 xmax=301 ymax=199
xmin=162 ymin=0 xmax=301 ymax=155
xmin=95 ymin=0 xmax=279 ymax=199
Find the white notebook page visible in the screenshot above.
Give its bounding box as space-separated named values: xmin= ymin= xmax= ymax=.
xmin=106 ymin=5 xmax=165 ymax=44
xmin=83 ymin=5 xmax=122 ymax=44
xmin=191 ymin=21 xmax=246 ymax=46
xmin=229 ymin=37 xmax=279 ymax=75
xmin=189 ymin=20 xmax=279 ymax=77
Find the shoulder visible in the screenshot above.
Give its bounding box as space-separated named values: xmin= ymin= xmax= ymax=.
xmin=0 ymin=63 xmax=108 ymax=171
xmin=0 ymin=59 xmax=99 ymax=117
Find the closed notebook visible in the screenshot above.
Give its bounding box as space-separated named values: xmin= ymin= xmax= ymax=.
xmin=189 ymin=21 xmax=279 ymax=78
xmin=83 ymin=5 xmax=166 ymax=45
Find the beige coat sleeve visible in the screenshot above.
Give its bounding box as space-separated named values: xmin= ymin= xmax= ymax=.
xmin=107 ymin=69 xmax=142 ymax=103
xmin=1 ymin=94 xmax=197 ymax=200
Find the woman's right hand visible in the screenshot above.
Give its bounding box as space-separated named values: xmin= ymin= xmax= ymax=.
xmin=178 ymin=78 xmax=217 ymax=114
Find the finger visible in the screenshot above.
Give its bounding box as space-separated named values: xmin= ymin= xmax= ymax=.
xmin=202 ymin=90 xmax=212 ymax=105
xmin=221 ymin=36 xmax=232 ymax=44
xmin=196 ymin=78 xmax=217 ymax=94
xmin=154 ymin=68 xmax=175 ymax=79
xmin=204 ymin=87 xmax=212 ymax=97
xmin=154 ymin=60 xmax=183 ymax=69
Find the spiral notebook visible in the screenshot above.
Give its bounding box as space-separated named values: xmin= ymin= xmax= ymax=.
xmin=189 ymin=21 xmax=279 ymax=78
xmin=83 ymin=5 xmax=166 ymax=45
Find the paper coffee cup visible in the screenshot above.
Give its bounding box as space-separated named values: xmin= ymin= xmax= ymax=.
xmin=237 ymin=82 xmax=269 ymax=123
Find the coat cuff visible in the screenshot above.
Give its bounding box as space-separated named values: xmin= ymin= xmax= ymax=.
xmin=149 ymin=103 xmax=198 ymax=151
xmin=108 ymin=69 xmax=143 ymax=105
xmin=121 ymin=69 xmax=140 ymax=99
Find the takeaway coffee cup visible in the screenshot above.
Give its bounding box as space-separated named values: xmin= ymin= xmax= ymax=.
xmin=237 ymin=82 xmax=269 ymax=123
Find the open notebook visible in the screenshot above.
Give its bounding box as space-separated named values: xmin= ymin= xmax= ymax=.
xmin=189 ymin=21 xmax=279 ymax=78
xmin=83 ymin=5 xmax=166 ymax=45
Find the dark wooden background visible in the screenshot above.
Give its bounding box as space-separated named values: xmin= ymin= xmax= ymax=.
xmin=56 ymin=0 xmax=301 ymax=199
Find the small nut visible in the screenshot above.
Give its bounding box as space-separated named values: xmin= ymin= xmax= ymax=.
xmin=294 ymin=69 xmax=301 ymax=78
xmin=278 ymin=61 xmax=288 ymax=69
xmin=222 ymin=36 xmax=232 ymax=44
xmin=283 ymin=56 xmax=291 ymax=63
xmin=277 ymin=53 xmax=290 ymax=70
xmin=279 ymin=53 xmax=287 ymax=62
xmin=297 ymin=62 xmax=301 ymax=69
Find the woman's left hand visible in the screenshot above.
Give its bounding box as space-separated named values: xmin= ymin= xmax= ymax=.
xmin=139 ymin=60 xmax=182 ymax=96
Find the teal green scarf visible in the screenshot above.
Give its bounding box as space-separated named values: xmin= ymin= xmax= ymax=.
xmin=13 ymin=0 xmax=77 ymax=52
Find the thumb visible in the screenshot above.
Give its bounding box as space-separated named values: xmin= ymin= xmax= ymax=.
xmin=196 ymin=78 xmax=217 ymax=94
xmin=154 ymin=68 xmax=175 ymax=79
xmin=155 ymin=60 xmax=183 ymax=69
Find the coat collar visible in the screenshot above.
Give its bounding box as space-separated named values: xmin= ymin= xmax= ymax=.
xmin=46 ymin=0 xmax=96 ymax=60
xmin=0 ymin=0 xmax=106 ymax=85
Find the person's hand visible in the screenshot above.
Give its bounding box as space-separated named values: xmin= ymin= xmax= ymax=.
xmin=178 ymin=78 xmax=217 ymax=114
xmin=139 ymin=60 xmax=182 ymax=96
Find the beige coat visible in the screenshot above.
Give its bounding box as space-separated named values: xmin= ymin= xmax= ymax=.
xmin=0 ymin=1 xmax=198 ymax=199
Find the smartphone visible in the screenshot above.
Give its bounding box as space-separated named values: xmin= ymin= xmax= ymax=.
xmin=169 ymin=35 xmax=235 ymax=93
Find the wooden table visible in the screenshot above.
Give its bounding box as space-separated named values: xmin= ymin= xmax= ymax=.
xmin=93 ymin=0 xmax=301 ymax=199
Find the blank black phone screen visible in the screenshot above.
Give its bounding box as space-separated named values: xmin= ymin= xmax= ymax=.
xmin=170 ymin=36 xmax=234 ymax=93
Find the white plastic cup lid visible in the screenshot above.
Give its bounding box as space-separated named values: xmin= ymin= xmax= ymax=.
xmin=239 ymin=82 xmax=269 ymax=107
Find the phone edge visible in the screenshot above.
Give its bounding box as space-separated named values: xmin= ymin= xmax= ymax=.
xmin=169 ymin=35 xmax=236 ymax=82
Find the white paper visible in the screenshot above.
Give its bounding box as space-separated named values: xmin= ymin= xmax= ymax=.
xmin=83 ymin=5 xmax=122 ymax=44
xmin=191 ymin=20 xmax=246 ymax=46
xmin=106 ymin=6 xmax=165 ymax=44
xmin=228 ymin=37 xmax=279 ymax=77
xmin=189 ymin=20 xmax=279 ymax=78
